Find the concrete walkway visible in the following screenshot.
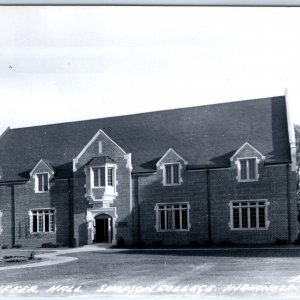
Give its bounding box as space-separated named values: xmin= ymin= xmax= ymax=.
xmin=0 ymin=244 xmax=109 ymax=271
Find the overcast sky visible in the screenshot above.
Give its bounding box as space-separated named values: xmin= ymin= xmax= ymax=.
xmin=0 ymin=6 xmax=300 ymax=131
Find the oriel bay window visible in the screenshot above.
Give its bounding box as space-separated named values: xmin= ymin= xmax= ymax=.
xmin=229 ymin=200 xmax=269 ymax=230
xmin=31 ymin=209 xmax=55 ymax=233
xmin=156 ymin=203 xmax=190 ymax=231
xmin=91 ymin=164 xmax=116 ymax=195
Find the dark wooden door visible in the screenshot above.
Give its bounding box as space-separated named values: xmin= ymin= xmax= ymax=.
xmin=95 ymin=218 xmax=109 ymax=243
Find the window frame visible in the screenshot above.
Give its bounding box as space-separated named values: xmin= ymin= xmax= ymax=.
xmin=155 ymin=202 xmax=190 ymax=232
xmin=29 ymin=209 xmax=56 ymax=233
xmin=35 ymin=172 xmax=50 ymax=193
xmin=229 ymin=200 xmax=270 ymax=230
xmin=163 ymin=163 xmax=181 ymax=186
xmin=90 ymin=164 xmax=117 ymax=192
xmin=237 ymin=157 xmax=259 ymax=182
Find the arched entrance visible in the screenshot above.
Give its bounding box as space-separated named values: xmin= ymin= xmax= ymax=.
xmin=94 ymin=214 xmax=112 ymax=243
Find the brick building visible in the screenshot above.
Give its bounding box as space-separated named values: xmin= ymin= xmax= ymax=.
xmin=0 ymin=95 xmax=298 ymax=248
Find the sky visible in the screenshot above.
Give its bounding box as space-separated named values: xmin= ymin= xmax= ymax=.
xmin=0 ymin=6 xmax=300 ymax=131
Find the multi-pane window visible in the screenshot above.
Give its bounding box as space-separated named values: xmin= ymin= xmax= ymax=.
xmin=107 ymin=167 xmax=113 ymax=186
xmin=36 ymin=173 xmax=49 ymax=192
xmin=91 ymin=165 xmax=116 ymax=195
xmin=92 ymin=167 xmax=106 ymax=187
xmin=239 ymin=158 xmax=257 ymax=181
xmin=230 ymin=201 xmax=268 ymax=229
xmin=164 ymin=164 xmax=180 ymax=185
xmin=31 ymin=209 xmax=55 ymax=233
xmin=156 ymin=203 xmax=189 ymax=231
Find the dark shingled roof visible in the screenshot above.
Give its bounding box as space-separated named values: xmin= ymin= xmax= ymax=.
xmin=87 ymin=156 xmax=116 ymax=166
xmin=0 ymin=95 xmax=291 ymax=182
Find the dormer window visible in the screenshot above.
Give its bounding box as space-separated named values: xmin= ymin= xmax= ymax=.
xmin=30 ymin=159 xmax=54 ymax=194
xmin=164 ymin=163 xmax=180 ymax=186
xmin=91 ymin=164 xmax=116 ymax=195
xmin=238 ymin=158 xmax=258 ymax=182
xmin=36 ymin=173 xmax=49 ymax=193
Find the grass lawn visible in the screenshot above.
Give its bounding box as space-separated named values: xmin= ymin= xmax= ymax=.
xmin=0 ymin=248 xmax=300 ymax=297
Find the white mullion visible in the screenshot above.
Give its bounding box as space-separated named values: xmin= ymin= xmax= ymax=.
xmin=91 ymin=168 xmax=94 ymax=188
xmin=264 ymin=204 xmax=267 ymax=228
xmin=172 ymin=206 xmax=175 ymax=230
xmin=164 ymin=208 xmax=167 ymax=230
xmin=98 ymin=168 xmax=101 ymax=186
xmin=256 ymin=205 xmax=259 ymax=229
xmin=37 ymin=212 xmax=40 ymax=232
xmin=179 ymin=207 xmax=182 ymax=230
xmin=170 ymin=165 xmax=174 ymax=184
xmin=247 ymin=204 xmax=250 ymax=229
xmin=246 ymin=160 xmax=250 ymax=180
xmin=43 ymin=212 xmax=45 ymax=232
xmin=239 ymin=205 xmax=242 ymax=229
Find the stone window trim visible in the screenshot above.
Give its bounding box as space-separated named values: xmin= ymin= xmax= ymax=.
xmin=162 ymin=162 xmax=183 ymax=186
xmin=90 ymin=164 xmax=116 ymax=188
xmin=34 ymin=172 xmax=51 ymax=193
xmin=228 ymin=199 xmax=270 ymax=231
xmin=154 ymin=202 xmax=191 ymax=232
xmin=235 ymin=157 xmax=261 ymax=182
xmin=29 ymin=208 xmax=56 ymax=234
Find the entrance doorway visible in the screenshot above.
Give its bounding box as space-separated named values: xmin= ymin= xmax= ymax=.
xmin=94 ymin=214 xmax=112 ymax=243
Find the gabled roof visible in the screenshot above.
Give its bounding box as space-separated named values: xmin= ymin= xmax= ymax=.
xmin=0 ymin=95 xmax=291 ymax=182
xmin=29 ymin=158 xmax=55 ymax=176
xmin=230 ymin=142 xmax=266 ymax=162
xmin=156 ymin=148 xmax=188 ymax=166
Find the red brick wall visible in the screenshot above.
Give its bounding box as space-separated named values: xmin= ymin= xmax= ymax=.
xmin=0 ymin=178 xmax=70 ymax=248
xmin=0 ymin=184 xmax=13 ymax=248
xmin=209 ymin=164 xmax=297 ymax=244
xmin=136 ymin=170 xmax=209 ymax=246
xmin=73 ymin=132 xmax=133 ymax=246
xmin=134 ymin=163 xmax=298 ymax=246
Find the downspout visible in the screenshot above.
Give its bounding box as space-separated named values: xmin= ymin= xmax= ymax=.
xmin=137 ymin=175 xmax=141 ymax=244
xmin=11 ymin=183 xmax=15 ymax=247
xmin=68 ymin=178 xmax=74 ymax=247
xmin=206 ymin=169 xmax=212 ymax=243
xmin=286 ymin=164 xmax=292 ymax=244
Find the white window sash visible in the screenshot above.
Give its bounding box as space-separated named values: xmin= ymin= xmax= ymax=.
xmin=156 ymin=203 xmax=189 ymax=231
xmin=229 ymin=201 xmax=268 ymax=230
